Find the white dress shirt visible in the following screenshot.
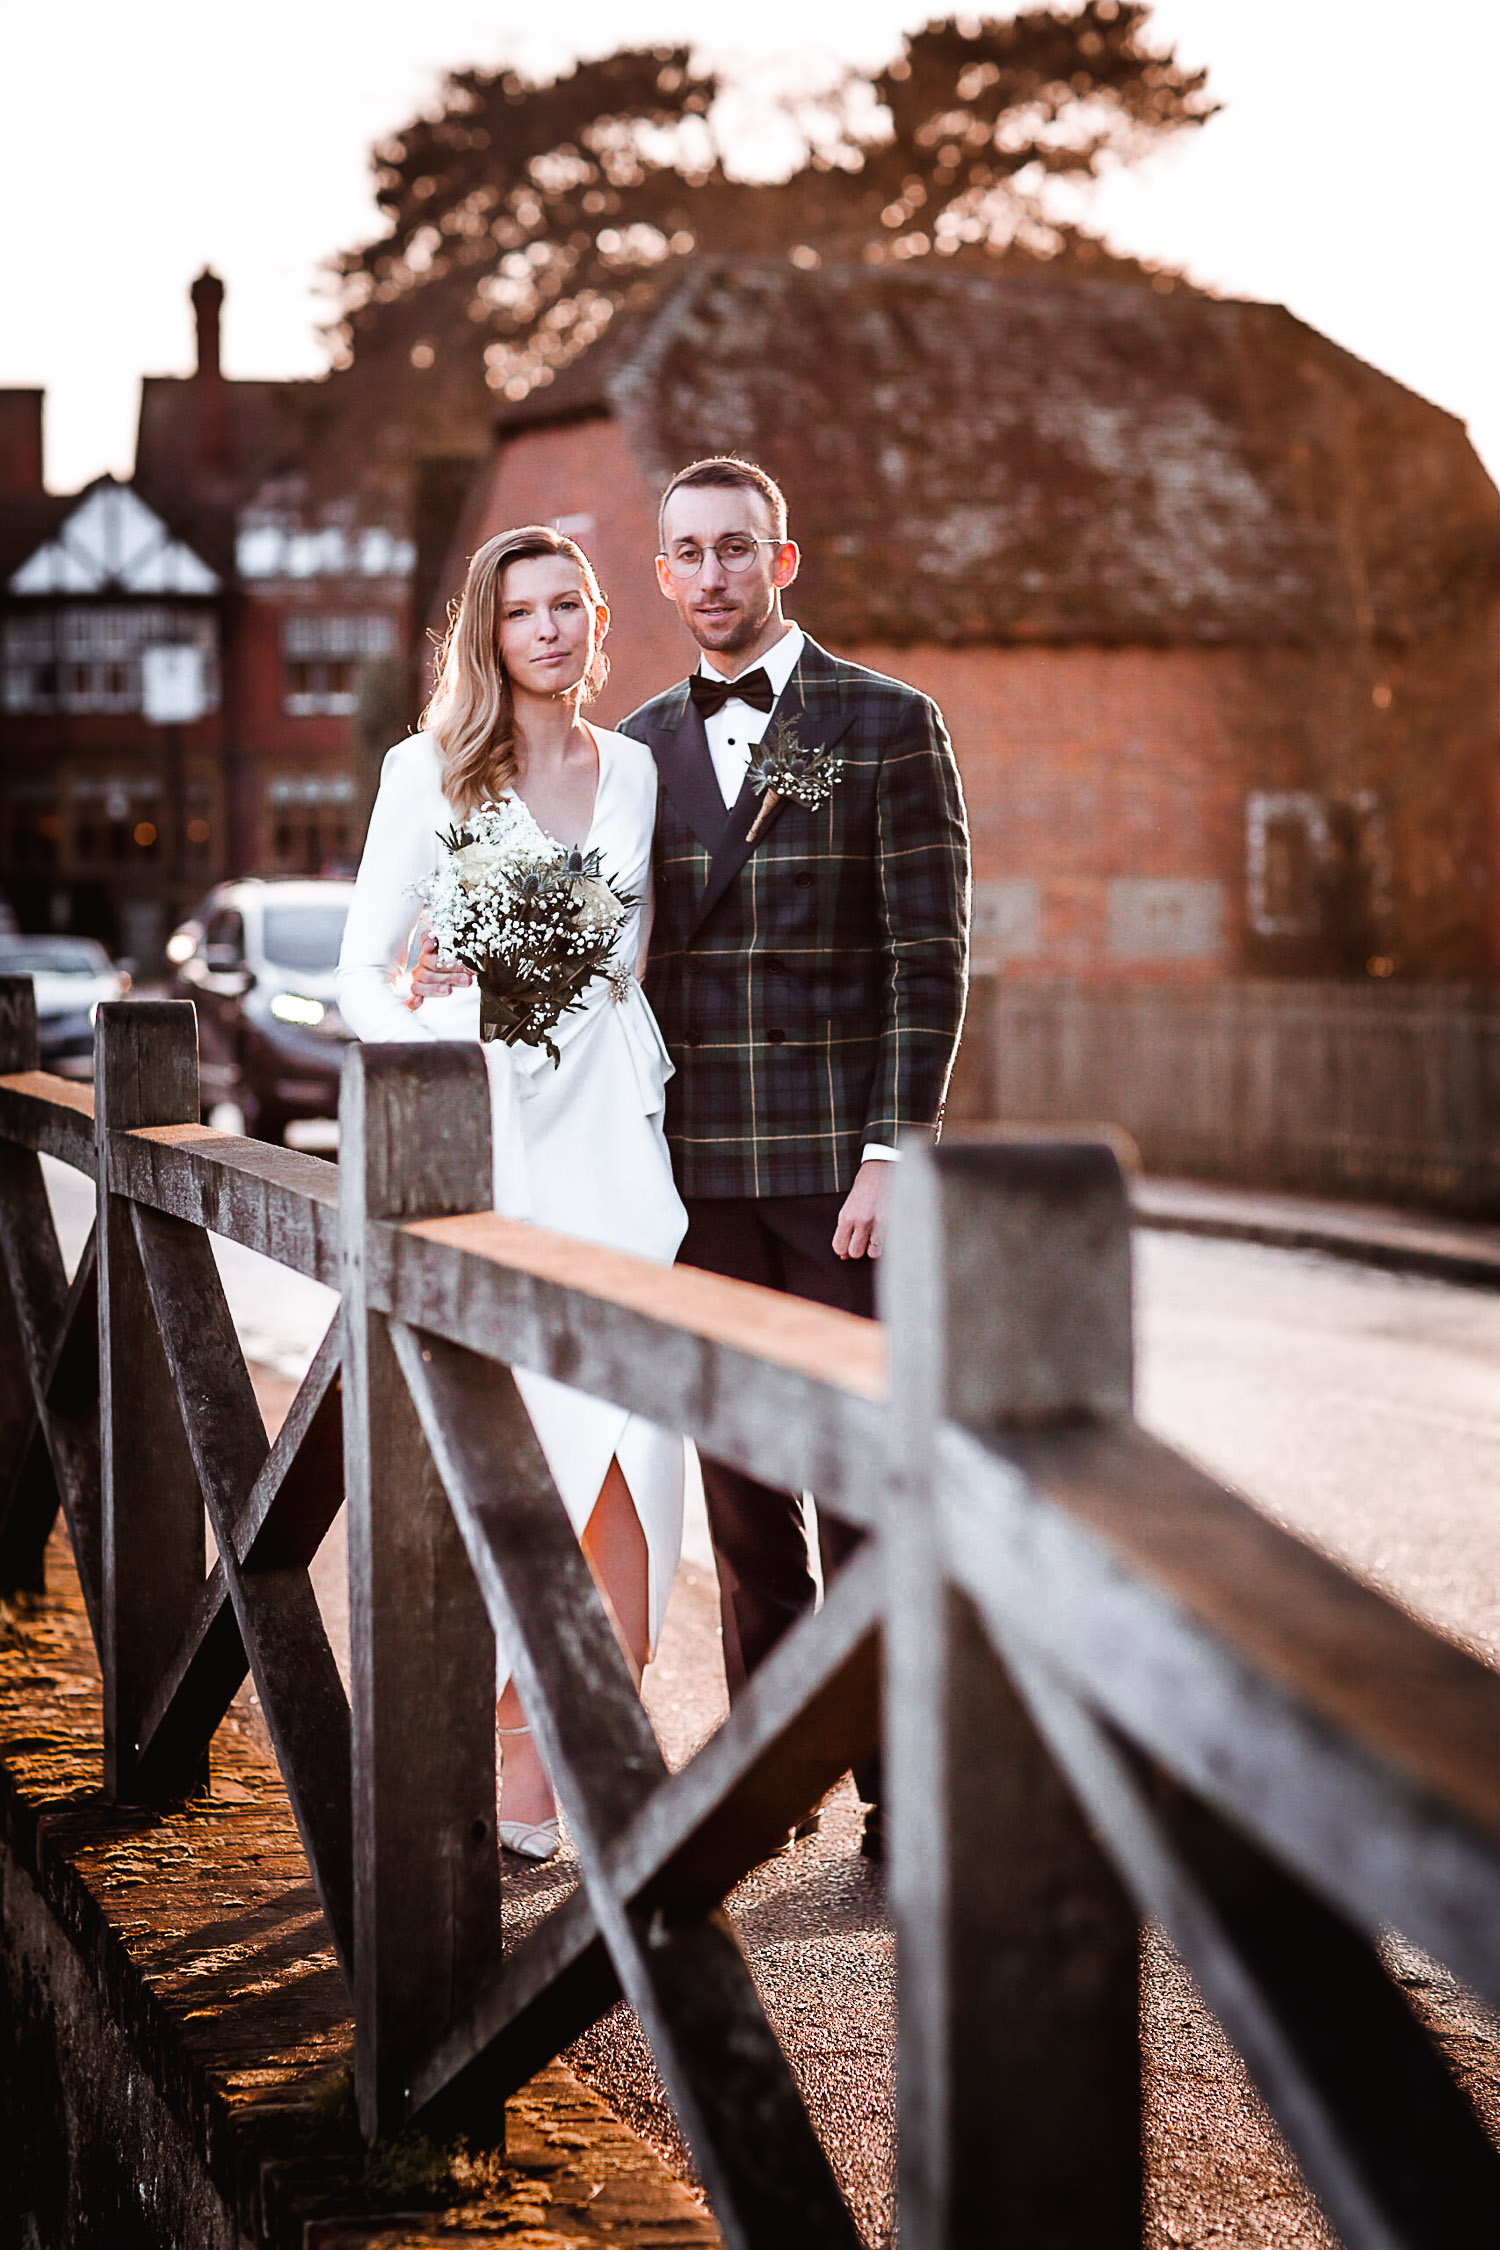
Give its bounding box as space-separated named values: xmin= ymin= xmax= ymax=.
xmin=698 ymin=620 xmax=805 ymax=808
xmin=697 ymin=622 xmax=896 ymax=1167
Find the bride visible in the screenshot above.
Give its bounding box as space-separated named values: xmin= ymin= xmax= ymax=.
xmin=337 ymin=524 xmax=687 ymax=1861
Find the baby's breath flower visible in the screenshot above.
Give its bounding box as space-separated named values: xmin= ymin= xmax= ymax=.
xmin=417 ymin=793 xmax=635 ymax=1064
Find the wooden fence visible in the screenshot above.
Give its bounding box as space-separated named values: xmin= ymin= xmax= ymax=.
xmin=952 ymin=976 xmax=1500 ymax=1215
xmin=1 ymin=974 xmax=1497 ymax=2248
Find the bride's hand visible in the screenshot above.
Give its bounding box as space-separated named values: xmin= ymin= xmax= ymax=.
xmin=406 ymin=926 xmax=473 ymax=1010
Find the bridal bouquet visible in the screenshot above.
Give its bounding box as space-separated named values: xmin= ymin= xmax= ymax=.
xmin=419 ymin=796 xmax=635 ymax=1065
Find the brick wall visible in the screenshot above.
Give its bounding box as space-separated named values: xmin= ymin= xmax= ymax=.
xmin=468 ymin=418 xmax=695 ymax=721
xmin=465 ymin=421 xmax=1498 ymax=986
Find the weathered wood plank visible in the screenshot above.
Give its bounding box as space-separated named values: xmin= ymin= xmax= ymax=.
xmin=411 ymin=1887 xmax=618 ymax=2120
xmin=0 ymin=977 xmax=39 ymax=1074
xmin=943 ymin=1432 xmax=1500 ymax=2009
xmin=411 ymin=1543 xmax=880 ymax=2119
xmin=615 ymin=1541 xmax=880 ymax=1913
xmin=340 ymin=1044 xmax=503 ymax=2139
xmin=0 ymin=1222 xmax=101 ymax=1630
xmin=1005 ymin=1645 xmax=1500 ymax=2250
xmin=995 ymin=1419 xmax=1500 ymax=1835
xmin=95 ymin=1004 xmax=208 ymax=1800
xmin=110 ymin=1121 xmax=340 ymax=1283
xmin=131 ymin=1202 xmax=353 ymax=1968
xmin=136 ymin=1319 xmax=343 ymax=1773
xmin=1150 ymin=1759 xmax=1500 ymax=2249
xmin=884 ymin=1140 xmax=1142 ymax=2250
xmin=0 ymin=1069 xmax=97 ymax=1175
xmin=35 ymin=1233 xmax=102 ymax=1633
xmin=0 ymin=1253 xmax=54 ymax=1595
xmin=0 ymin=982 xmax=63 ymax=1597
xmin=394 ymin=1321 xmax=864 ymax=2250
xmin=370 ymin=1212 xmax=885 ymax=1524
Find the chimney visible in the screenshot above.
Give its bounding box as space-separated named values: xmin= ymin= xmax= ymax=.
xmin=0 ymin=390 xmax=44 ymax=497
xmin=191 ymin=267 xmax=224 ymax=381
xmin=189 ymin=268 xmax=229 ymax=473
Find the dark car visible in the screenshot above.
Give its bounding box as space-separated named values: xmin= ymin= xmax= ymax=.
xmin=168 ymin=879 xmax=357 ymax=1142
xmin=0 ymin=933 xmax=132 ymax=1075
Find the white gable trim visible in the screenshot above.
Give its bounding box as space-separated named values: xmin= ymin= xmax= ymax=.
xmin=8 ymin=479 xmax=220 ymax=597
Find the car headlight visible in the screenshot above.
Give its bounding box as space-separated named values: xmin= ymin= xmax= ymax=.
xmin=166 ymin=931 xmax=196 ymax=965
xmin=269 ymin=992 xmax=326 ymax=1027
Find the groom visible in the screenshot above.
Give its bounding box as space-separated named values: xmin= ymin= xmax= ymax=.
xmin=619 ymin=457 xmax=970 ymax=1855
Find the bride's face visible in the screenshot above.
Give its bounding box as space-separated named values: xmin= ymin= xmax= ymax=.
xmin=496 ymin=555 xmax=605 ymax=698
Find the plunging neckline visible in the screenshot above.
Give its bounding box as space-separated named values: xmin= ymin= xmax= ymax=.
xmin=513 ymin=723 xmax=606 ymax=856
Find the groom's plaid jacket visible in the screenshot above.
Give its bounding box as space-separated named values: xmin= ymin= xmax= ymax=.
xmin=619 ymin=635 xmax=970 ymax=1200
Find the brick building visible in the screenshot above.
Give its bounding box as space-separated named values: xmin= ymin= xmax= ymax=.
xmin=0 ymin=272 xmax=413 ymax=965
xmin=454 ymin=259 xmax=1497 ymax=986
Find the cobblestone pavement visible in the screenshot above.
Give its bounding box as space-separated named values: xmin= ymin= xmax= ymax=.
xmin=44 ymin=1161 xmax=1500 ymax=2245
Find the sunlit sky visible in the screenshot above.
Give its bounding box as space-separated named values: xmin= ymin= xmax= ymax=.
xmin=6 ymin=0 xmax=1497 ymax=493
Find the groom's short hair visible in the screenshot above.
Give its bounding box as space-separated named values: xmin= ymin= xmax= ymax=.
xmin=658 ymin=457 xmax=789 ymax=545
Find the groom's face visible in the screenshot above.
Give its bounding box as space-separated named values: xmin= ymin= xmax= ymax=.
xmin=656 ymin=483 xmax=798 ymax=657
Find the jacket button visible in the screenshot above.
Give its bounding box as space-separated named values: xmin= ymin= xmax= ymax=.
xmin=794 ymin=871 xmax=814 ymax=889
xmin=767 ymin=1028 xmax=785 ymax=1045
xmin=682 ymin=1030 xmax=701 ymax=1048
xmin=764 ymin=954 xmax=787 ymax=974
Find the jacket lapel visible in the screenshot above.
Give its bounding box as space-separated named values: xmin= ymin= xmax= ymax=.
xmin=690 ymin=637 xmax=856 ymax=936
xmin=646 ymin=680 xmax=729 ymax=857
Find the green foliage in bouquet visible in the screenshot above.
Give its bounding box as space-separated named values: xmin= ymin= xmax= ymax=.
xmin=421 ymin=800 xmax=636 ymax=1066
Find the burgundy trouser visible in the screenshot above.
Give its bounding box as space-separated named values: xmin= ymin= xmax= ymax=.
xmin=679 ymin=1192 xmax=880 ymax=1805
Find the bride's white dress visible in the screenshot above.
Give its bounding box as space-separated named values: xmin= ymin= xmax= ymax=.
xmin=336 ymin=726 xmax=687 ymax=1665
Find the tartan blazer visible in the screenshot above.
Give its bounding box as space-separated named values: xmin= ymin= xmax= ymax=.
xmin=619 ymin=635 xmax=970 ymax=1200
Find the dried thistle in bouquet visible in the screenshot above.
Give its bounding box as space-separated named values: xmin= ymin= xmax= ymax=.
xmin=418 ymin=797 xmax=635 ymax=1065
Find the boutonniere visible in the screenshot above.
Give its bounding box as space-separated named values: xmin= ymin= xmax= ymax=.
xmin=745 ymin=716 xmax=845 ymax=845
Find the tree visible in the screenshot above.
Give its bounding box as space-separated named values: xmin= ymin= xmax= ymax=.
xmin=326 ymin=5 xmax=1215 ymax=493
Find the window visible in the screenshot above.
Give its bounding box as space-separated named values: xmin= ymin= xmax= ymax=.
xmin=1246 ymin=793 xmax=1328 ymax=938
xmin=1 ymin=783 xmax=61 ymax=869
xmin=264 ymin=773 xmax=357 ymax=873
xmin=204 ymin=907 xmax=245 ymax=958
xmin=1 ymin=608 xmax=219 ymax=715
xmin=280 ymin=613 xmax=398 ymax=715
xmin=261 ymin=901 xmax=350 ymax=971
xmin=70 ymin=777 xmax=163 ymax=866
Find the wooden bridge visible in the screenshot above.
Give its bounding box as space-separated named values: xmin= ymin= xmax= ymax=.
xmin=1 ymin=977 xmax=1497 ymax=2247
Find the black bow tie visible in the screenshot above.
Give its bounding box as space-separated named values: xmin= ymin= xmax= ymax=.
xmin=689 ymin=666 xmax=776 ymax=719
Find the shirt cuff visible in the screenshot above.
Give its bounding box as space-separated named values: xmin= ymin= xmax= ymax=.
xmin=860 ymin=1142 xmax=900 ymax=1163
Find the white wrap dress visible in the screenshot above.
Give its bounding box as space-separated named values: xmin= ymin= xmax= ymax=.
xmin=336 ymin=727 xmax=688 ymax=1663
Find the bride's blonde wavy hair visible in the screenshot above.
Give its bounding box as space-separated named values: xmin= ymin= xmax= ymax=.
xmin=422 ymin=525 xmax=609 ymax=817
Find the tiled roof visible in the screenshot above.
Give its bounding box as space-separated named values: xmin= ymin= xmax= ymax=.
xmin=132 ymin=374 xmax=321 ymax=568
xmin=495 ymin=260 xmax=1496 ymax=646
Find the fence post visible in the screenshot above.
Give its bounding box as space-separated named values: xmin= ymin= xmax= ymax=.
xmin=94 ymin=1000 xmax=206 ymax=1799
xmin=882 ymin=1135 xmax=1141 ymax=2250
xmin=0 ymin=977 xmax=49 ymax=1597
xmin=340 ymin=1042 xmax=504 ymax=2139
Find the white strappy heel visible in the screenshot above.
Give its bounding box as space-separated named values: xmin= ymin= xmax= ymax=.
xmin=498 ymin=1726 xmax=560 ymax=1861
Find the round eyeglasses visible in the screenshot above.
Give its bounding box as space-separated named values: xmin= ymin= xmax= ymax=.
xmin=659 ymin=536 xmax=780 ymax=578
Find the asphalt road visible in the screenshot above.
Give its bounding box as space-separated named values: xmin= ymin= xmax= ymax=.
xmin=39 ymin=1159 xmax=1500 ymax=2242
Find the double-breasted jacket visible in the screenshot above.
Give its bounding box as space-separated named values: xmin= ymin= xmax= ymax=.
xmin=620 ymin=635 xmax=970 ymax=1200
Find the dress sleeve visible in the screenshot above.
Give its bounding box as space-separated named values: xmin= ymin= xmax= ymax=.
xmin=336 ymin=744 xmax=440 ymax=1043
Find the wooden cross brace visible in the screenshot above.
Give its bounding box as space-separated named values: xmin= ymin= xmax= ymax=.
xmin=0 ymin=979 xmax=103 ymax=1626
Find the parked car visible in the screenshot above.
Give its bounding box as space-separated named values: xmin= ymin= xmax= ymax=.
xmin=0 ymin=933 xmax=132 ymax=1075
xmin=168 ymin=878 xmax=359 ymax=1143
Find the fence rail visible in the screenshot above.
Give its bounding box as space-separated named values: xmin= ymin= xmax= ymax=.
xmin=953 ymin=975 xmax=1500 ymax=1214
xmin=1 ymin=974 xmax=1497 ymax=2249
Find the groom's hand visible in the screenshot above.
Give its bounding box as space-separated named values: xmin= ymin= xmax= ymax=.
xmin=833 ymin=1159 xmax=890 ymax=1260
xmin=406 ymin=925 xmax=473 ymax=1010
